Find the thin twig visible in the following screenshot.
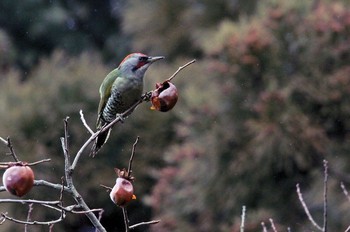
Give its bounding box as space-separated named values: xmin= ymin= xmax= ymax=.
xmin=261 ymin=222 xmax=268 ymax=232
xmin=345 ymin=225 xmax=350 ymax=232
xmin=122 ymin=207 xmax=130 ymax=232
xmin=0 ymin=213 xmax=6 ymax=224
xmin=6 ymin=137 xmax=19 ymax=162
xmin=1 ymin=179 xmax=72 ymax=194
xmin=0 ymin=158 xmax=50 ymax=169
xmin=269 ymin=218 xmax=277 ymax=232
xmin=0 ymin=200 xmax=73 ymax=227
xmin=70 ymin=208 xmax=104 ymax=214
xmin=0 ymin=199 xmax=61 ymax=205
xmin=0 ymin=137 xmax=7 ymax=145
xmin=341 ymin=182 xmax=350 ymax=203
xmin=296 ymin=183 xmax=323 ymax=231
xmin=1 ymin=212 xmax=65 ymax=226
xmin=127 ymin=136 xmax=139 ymax=177
xmin=323 ymin=160 xmax=328 ymax=232
xmin=80 ymin=110 xmax=94 ymax=135
xmin=63 ymin=117 xmax=70 ymax=159
xmin=27 ymin=158 xmax=51 ymax=166
xmin=240 ymin=205 xmax=246 ymax=232
xmin=166 ymin=59 xmax=196 ymax=82
xmin=129 ymin=220 xmax=161 ymax=229
xmin=24 ymin=203 xmax=34 ymax=232
xmin=62 ymin=117 xmax=72 ymax=188
xmin=59 ymin=177 xmax=65 ymax=202
xmin=60 ymin=177 xmax=65 ymax=220
xmin=100 ymin=184 xmax=113 ymax=191
xmin=95 ymin=210 xmax=105 ymax=232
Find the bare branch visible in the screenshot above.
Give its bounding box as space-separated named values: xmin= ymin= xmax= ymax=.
xmin=25 ymin=203 xmax=34 ymax=232
xmin=59 ymin=177 xmax=64 ymax=202
xmin=0 ymin=199 xmax=61 ymax=205
xmin=6 ymin=137 xmax=19 ymax=162
xmin=269 ymin=218 xmax=277 ymax=232
xmin=0 ymin=213 xmax=6 ymax=224
xmin=345 ymin=225 xmax=350 ymax=232
xmin=59 ymin=177 xmax=65 ymax=220
xmin=166 ymin=59 xmax=196 ymax=82
xmin=95 ymin=209 xmax=105 ymax=232
xmin=341 ymin=182 xmax=350 ymax=203
xmin=80 ymin=110 xmax=94 ymax=135
xmin=1 ymin=211 xmax=65 ymax=226
xmin=129 ymin=220 xmax=161 ymax=229
xmin=60 ymin=117 xmax=107 ymax=232
xmin=100 ymin=184 xmax=112 ymax=191
xmin=127 ymin=136 xmax=139 ymax=177
xmin=122 ymin=207 xmax=130 ymax=232
xmin=33 ymin=180 xmax=72 ymax=194
xmin=0 ymin=136 xmax=7 ymax=145
xmin=64 ymin=117 xmax=70 ymax=153
xmin=70 ymin=208 xmax=104 ymax=214
xmin=296 ymin=183 xmax=323 ymax=231
xmin=27 ymin=159 xmax=51 ymax=166
xmin=240 ymin=205 xmax=246 ymax=232
xmin=323 ymin=160 xmax=328 ymax=232
xmin=0 ymin=158 xmax=50 ymax=170
xmin=261 ymin=222 xmax=268 ymax=232
xmin=0 ymin=194 xmax=105 ymax=227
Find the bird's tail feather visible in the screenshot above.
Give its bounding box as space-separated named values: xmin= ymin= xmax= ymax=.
xmin=90 ymin=128 xmax=111 ymax=157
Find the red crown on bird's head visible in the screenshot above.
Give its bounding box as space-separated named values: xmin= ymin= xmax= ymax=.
xmin=120 ymin=53 xmax=147 ymax=65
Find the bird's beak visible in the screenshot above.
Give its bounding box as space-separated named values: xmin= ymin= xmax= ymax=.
xmin=148 ymin=56 xmax=165 ymax=63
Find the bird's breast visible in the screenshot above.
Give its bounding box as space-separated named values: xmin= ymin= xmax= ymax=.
xmin=102 ymin=78 xmax=143 ymax=123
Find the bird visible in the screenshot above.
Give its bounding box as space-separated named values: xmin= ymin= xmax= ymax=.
xmin=90 ymin=53 xmax=164 ymax=156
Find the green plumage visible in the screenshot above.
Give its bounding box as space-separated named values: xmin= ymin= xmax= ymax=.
xmin=96 ymin=69 xmax=143 ymax=129
xmin=90 ymin=53 xmax=164 ymax=156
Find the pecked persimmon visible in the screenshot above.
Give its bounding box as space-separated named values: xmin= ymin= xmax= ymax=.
xmin=151 ymin=81 xmax=178 ymax=112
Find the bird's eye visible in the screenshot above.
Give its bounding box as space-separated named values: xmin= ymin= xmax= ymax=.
xmin=139 ymin=56 xmax=148 ymax=62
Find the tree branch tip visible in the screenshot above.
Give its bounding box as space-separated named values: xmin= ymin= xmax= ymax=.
xmin=166 ymin=58 xmax=197 ymax=82
xmin=0 ymin=136 xmax=8 ymax=145
xmin=129 ymin=219 xmax=161 ymax=229
xmin=127 ymin=137 xmax=140 ymax=177
xmin=28 ymin=158 xmax=51 ymax=166
xmin=79 ymin=109 xmax=94 ymax=135
xmin=100 ymin=184 xmax=112 ymax=192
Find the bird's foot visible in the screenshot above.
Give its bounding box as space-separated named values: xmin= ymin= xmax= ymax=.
xmin=141 ymin=91 xmax=153 ymax=102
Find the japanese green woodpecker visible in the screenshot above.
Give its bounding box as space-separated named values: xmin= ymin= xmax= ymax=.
xmin=91 ymin=53 xmax=164 ymax=156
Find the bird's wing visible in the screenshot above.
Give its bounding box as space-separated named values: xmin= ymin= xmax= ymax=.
xmin=96 ymin=69 xmax=120 ymax=128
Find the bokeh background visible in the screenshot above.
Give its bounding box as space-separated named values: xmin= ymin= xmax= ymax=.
xmin=1 ymin=0 xmax=350 ymax=231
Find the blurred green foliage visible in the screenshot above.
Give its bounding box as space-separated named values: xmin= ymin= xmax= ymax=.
xmin=1 ymin=0 xmax=350 ymax=231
